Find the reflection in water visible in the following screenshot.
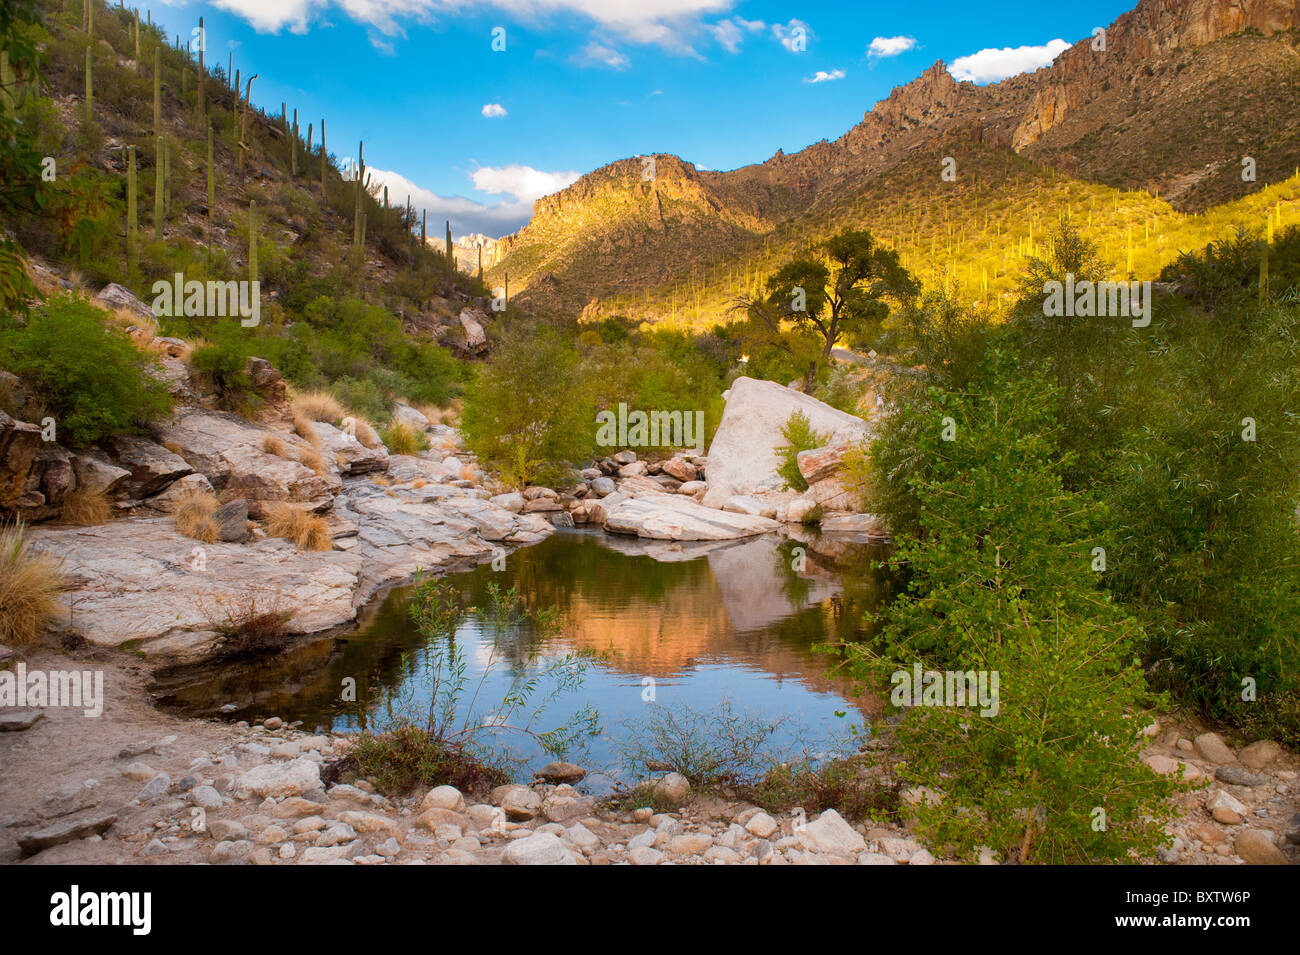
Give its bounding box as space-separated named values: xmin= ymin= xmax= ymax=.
xmin=152 ymin=529 xmax=897 ymax=780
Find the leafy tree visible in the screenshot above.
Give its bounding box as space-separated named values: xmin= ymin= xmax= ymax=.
xmin=0 ymin=293 xmax=171 ymax=446
xmin=850 ymin=350 xmax=1180 ymax=863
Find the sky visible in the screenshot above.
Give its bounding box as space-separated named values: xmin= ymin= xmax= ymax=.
xmin=143 ymin=0 xmax=1137 ymax=239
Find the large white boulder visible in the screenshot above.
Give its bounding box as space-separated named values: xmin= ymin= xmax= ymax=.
xmin=705 ymin=377 xmax=870 ymax=497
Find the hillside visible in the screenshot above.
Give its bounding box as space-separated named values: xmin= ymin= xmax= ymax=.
xmin=490 ymin=0 xmax=1300 ymax=325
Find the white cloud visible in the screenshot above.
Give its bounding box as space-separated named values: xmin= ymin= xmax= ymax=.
xmin=212 ymin=0 xmax=735 ymax=51
xmin=948 ymin=38 xmax=1070 ymax=84
xmin=709 ymin=15 xmax=764 ymax=53
xmin=804 ymin=68 xmax=844 ymax=84
xmin=772 ymin=18 xmax=811 ymax=53
xmin=867 ymin=35 xmax=915 ymax=58
xmin=470 ymin=163 xmax=581 ymax=203
xmin=367 ymin=163 xmax=578 ymax=238
xmin=573 ymin=41 xmax=630 ymax=69
xmin=481 ymin=102 xmax=508 ymax=118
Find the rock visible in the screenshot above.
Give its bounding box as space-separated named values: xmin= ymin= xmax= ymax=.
xmin=1234 ymin=829 xmax=1288 ymax=865
xmin=213 ymin=499 xmax=249 ymax=543
xmin=1215 ymin=765 xmax=1269 ymax=788
xmin=263 ymin=716 xmax=283 ymax=730
xmin=796 ymin=809 xmax=866 ymax=855
xmin=589 ymin=476 xmax=617 ymax=497
xmin=421 ymin=786 xmax=467 ymax=813
xmin=745 ymin=811 xmax=779 ymax=839
xmin=71 ymin=454 xmax=131 ymax=496
xmin=104 ymin=434 xmax=195 ymax=499
xmin=337 ymin=811 xmax=397 ymax=834
xmin=626 ymin=846 xmax=666 ymax=865
xmin=818 ymin=513 xmax=889 ymax=538
xmin=1238 ymin=740 xmax=1282 ymax=771
xmin=908 ymin=848 xmax=936 ymax=865
xmin=188 ymin=786 xmax=223 ymax=810
xmin=141 ymin=472 xmax=215 ymax=513
xmin=26 ymin=518 xmax=361 ymax=659
xmin=490 ymin=492 xmax=524 ymax=513
xmin=34 ymin=781 xmax=100 ymax=819
xmin=307 ymin=420 xmax=389 ymax=476
xmin=535 ymin=762 xmax=586 ymax=784
xmin=19 ymin=810 xmax=117 ymax=856
xmin=1192 ymin=732 xmax=1236 ymax=765
xmin=1207 ymin=788 xmax=1247 ymax=824
xmin=1143 ymin=753 xmax=1200 ymax=781
xmin=391 ymin=403 xmax=430 ymax=432
xmin=722 ymin=494 xmax=768 ymax=517
xmin=662 ymin=457 xmax=697 ymax=482
xmin=458 ymin=308 xmax=488 ymax=353
xmin=667 ymin=833 xmax=713 ymax=855
xmin=0 ymin=412 xmax=43 ymax=513
xmin=706 ymin=377 xmax=870 ymax=497
xmin=796 ymin=441 xmax=861 ymax=485
xmin=617 ymin=460 xmax=648 ymax=478
xmin=0 ymin=708 xmax=45 ymax=732
xmin=151 ymin=408 xmax=341 ymax=517
xmin=235 ymin=758 xmax=321 ymax=799
xmin=612 ymin=451 xmax=637 ymax=465
xmin=878 ymin=837 xmax=919 ymax=863
xmin=136 ymin=773 xmax=171 ymax=802
xmin=209 ymin=819 xmax=250 ymax=841
xmin=94 ymin=282 xmax=156 ymax=323
xmin=501 ymin=831 xmax=577 ymax=865
xmin=604 ymin=495 xmax=779 ymax=541
xmin=271 ymin=797 xmax=322 ymax=818
xmin=499 ymin=787 xmax=542 ymax=821
xmin=635 ymin=772 xmax=691 ymax=806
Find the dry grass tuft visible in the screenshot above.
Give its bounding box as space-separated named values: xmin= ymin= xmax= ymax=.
xmin=353 ymin=418 xmax=382 ymax=449
xmin=0 ymin=522 xmax=67 ymax=646
xmin=372 ymin=474 xmax=391 ymax=487
xmin=163 ymin=440 xmax=185 ymax=457
xmin=293 ymin=414 xmax=321 ymax=447
xmin=291 ymin=390 xmax=345 ymax=424
xmin=380 ymin=420 xmax=430 ymax=456
xmin=262 ymin=434 xmax=287 ymax=457
xmin=299 ymin=448 xmax=329 ymax=475
xmin=174 ymin=488 xmax=220 ymax=543
xmin=60 ymin=485 xmax=113 ymax=526
xmin=264 ymin=503 xmax=333 ymax=551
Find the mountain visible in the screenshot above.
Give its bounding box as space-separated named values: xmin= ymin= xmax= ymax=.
xmin=491 ymin=0 xmax=1300 ymax=325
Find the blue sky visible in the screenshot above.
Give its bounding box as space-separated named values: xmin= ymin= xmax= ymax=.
xmin=144 ymin=0 xmax=1136 ymax=238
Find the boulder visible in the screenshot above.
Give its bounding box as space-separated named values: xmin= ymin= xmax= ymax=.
xmin=458 ymin=308 xmax=488 ymax=352
xmin=391 ymin=403 xmax=429 ymax=432
xmin=706 ymin=377 xmax=870 ymax=497
xmin=307 ymin=420 xmax=389 ymax=476
xmin=71 ymin=453 xmax=131 ymax=496
xmin=94 ymin=283 xmax=155 ymax=323
xmin=661 ymin=456 xmax=698 ymax=482
xmin=1234 ymin=829 xmax=1288 ymax=865
xmin=535 ymin=762 xmax=587 ymax=784
xmin=104 ymin=434 xmax=194 ymax=498
xmin=502 ymin=832 xmax=576 ymax=865
xmin=236 ymin=758 xmax=322 ymax=799
xmin=795 ymin=808 xmax=866 ymax=855
xmin=151 ymin=409 xmax=341 ymax=517
xmin=0 ymin=412 xmax=47 ymax=508
xmin=213 ymin=499 xmax=249 ymax=542
xmin=604 ymin=495 xmax=780 ymax=541
xmin=796 ymin=440 xmax=860 ymax=485
xmin=18 ymin=810 xmax=118 ymax=857
xmin=1193 ymin=732 xmax=1236 ymax=765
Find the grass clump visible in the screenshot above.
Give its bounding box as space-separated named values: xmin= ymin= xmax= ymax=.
xmin=60 ymin=485 xmax=112 ymax=525
xmin=775 ymin=410 xmax=828 ymax=492
xmin=173 ymin=488 xmax=220 ymax=543
xmin=380 ymin=420 xmax=430 ymax=456
xmin=261 ymin=434 xmax=286 ymax=457
xmin=348 ymin=723 xmax=512 ymax=796
xmin=208 ymin=594 xmax=295 ymax=657
xmin=0 ymin=522 xmax=67 ymax=646
xmin=290 ymin=389 xmax=345 ymax=424
xmin=264 ymin=503 xmax=332 ymax=551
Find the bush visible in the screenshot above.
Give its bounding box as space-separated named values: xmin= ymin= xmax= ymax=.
xmin=460 ymin=326 xmax=597 ymax=488
xmin=187 ymin=326 xmax=259 ymax=417
xmin=348 ymin=723 xmax=511 ymax=796
xmin=0 ymin=294 xmax=171 ymax=447
xmin=208 ymin=594 xmax=294 ymax=657
xmin=0 ymin=522 xmax=66 ymax=646
xmin=852 ymin=350 xmax=1181 ymax=863
xmin=775 ymin=411 xmax=827 ymax=492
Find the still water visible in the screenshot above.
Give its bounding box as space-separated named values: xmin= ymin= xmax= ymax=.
xmin=153 ymin=529 xmax=896 ymax=785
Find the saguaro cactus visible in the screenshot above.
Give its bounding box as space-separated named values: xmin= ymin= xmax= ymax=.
xmin=126 ymin=145 xmax=138 ymax=270
xmin=445 ymin=220 xmax=453 ymax=271
xmin=290 ymin=109 xmax=298 ymax=176
xmin=152 ymin=47 xmax=160 ymax=138
xmin=197 ymin=16 xmax=204 ymax=117
xmin=154 ymin=135 xmax=163 ymax=240
xmin=206 ymin=122 xmax=214 ymax=217
xmin=84 ymin=45 xmax=92 ymax=121
xmin=249 ymin=200 xmax=258 ymax=285
xmin=353 ymin=140 xmax=365 ymax=251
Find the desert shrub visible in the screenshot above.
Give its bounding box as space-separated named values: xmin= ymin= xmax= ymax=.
xmin=851 ymin=351 xmax=1182 ymax=863
xmin=753 ymin=756 xmax=897 ymax=822
xmin=208 ymin=594 xmax=294 ymax=656
xmin=297 ymin=447 xmax=329 ymax=475
xmin=60 ymin=484 xmax=111 ymax=525
xmin=379 ymin=420 xmax=429 ymax=456
xmin=187 ymin=324 xmax=259 ymax=416
xmin=349 ymin=723 xmax=512 ymax=796
xmin=264 ymin=503 xmax=332 ymax=551
xmin=460 ymin=326 xmax=597 ymax=487
xmin=0 ymin=293 xmax=171 ymax=447
xmin=0 ymin=522 xmax=66 ymax=646
xmin=173 ymin=488 xmax=219 ymax=543
xmin=775 ymin=411 xmax=827 ymax=492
